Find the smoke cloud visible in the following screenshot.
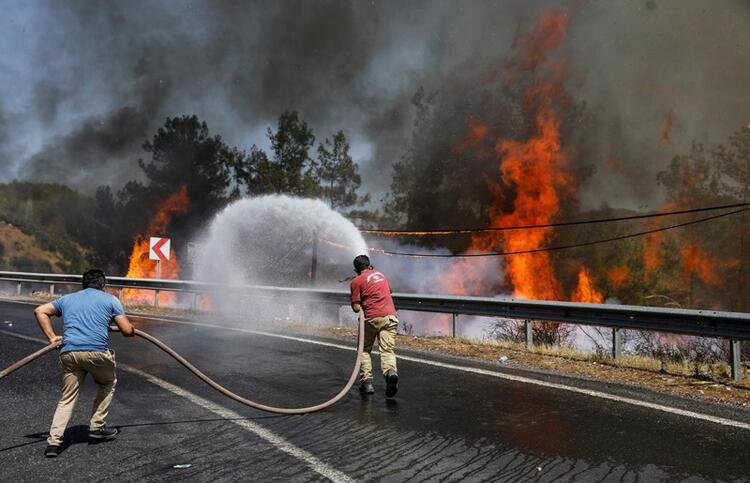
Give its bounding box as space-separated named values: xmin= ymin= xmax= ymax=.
xmin=0 ymin=0 xmax=747 ymax=208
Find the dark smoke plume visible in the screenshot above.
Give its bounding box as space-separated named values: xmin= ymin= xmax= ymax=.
xmin=1 ymin=0 xmax=748 ymax=210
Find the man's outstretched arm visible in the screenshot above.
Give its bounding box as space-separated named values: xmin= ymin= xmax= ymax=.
xmin=34 ymin=303 xmax=62 ymax=345
xmin=113 ymin=314 xmax=135 ymax=337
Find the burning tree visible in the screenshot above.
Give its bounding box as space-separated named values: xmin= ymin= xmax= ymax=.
xmin=123 ymin=185 xmax=189 ymax=304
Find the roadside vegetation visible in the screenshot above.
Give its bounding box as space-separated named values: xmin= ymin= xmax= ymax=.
xmin=0 ymin=110 xmax=748 ymax=379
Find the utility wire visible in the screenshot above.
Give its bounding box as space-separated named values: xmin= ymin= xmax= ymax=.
xmin=372 ymin=207 xmax=749 ymax=258
xmin=359 ymin=201 xmax=750 ymax=236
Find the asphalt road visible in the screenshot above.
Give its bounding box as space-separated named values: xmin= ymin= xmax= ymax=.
xmin=1 ymin=299 xmax=749 ymax=482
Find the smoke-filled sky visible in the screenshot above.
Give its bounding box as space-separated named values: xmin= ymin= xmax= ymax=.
xmin=1 ymin=0 xmax=748 ymax=209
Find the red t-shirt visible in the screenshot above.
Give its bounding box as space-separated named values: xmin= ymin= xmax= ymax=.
xmin=350 ymin=268 xmax=397 ymax=318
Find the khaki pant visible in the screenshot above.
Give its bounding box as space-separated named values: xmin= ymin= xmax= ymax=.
xmin=360 ymin=315 xmax=398 ymax=381
xmin=47 ymin=350 xmax=117 ymax=446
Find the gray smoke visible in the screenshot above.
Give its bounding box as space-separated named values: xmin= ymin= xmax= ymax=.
xmin=1 ymin=0 xmax=748 ymax=208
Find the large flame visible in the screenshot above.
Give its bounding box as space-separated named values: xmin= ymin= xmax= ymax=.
xmin=571 ymin=268 xmax=604 ymax=303
xmin=443 ymin=10 xmax=603 ymax=304
xmin=680 ymin=242 xmax=739 ymax=287
xmin=123 ymin=185 xmax=189 ymax=304
xmin=477 ymin=104 xmax=569 ymax=300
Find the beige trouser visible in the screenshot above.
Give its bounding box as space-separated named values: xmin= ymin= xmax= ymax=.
xmin=360 ymin=315 xmax=398 ymax=381
xmin=47 ymin=350 xmax=117 ymax=446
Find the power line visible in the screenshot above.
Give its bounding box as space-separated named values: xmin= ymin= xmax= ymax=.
xmin=359 ymin=201 xmax=750 ymax=236
xmin=372 ymin=207 xmax=749 ymax=258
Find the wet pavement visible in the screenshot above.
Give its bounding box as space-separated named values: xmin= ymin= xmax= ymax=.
xmin=1 ymin=300 xmax=749 ymax=481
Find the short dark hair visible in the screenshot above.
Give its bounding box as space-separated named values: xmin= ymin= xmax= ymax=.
xmin=353 ymin=255 xmax=371 ymax=274
xmin=82 ymin=268 xmax=107 ymax=290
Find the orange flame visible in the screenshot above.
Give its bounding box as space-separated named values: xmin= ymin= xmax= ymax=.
xmin=571 ymin=268 xmax=604 ymax=303
xmin=452 ymin=117 xmax=489 ymax=155
xmin=441 ymin=9 xmax=603 ymax=304
xmin=481 ymin=104 xmax=570 ymax=300
xmin=606 ymin=266 xmax=631 ymax=288
xmin=123 ymin=185 xmax=190 ymax=305
xmin=643 ymin=232 xmax=664 ymax=274
xmin=506 ymin=11 xmax=570 ymax=79
xmin=680 ymin=243 xmax=739 ymax=286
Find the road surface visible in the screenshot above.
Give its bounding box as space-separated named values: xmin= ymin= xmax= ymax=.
xmin=1 ymin=300 xmax=749 ymax=481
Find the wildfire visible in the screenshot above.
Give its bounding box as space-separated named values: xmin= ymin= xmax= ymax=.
xmin=452 ymin=117 xmax=489 ymax=155
xmin=478 ymin=103 xmax=570 ymax=300
xmin=441 ymin=10 xmax=603 ymax=304
xmin=643 ymin=232 xmax=664 ymax=273
xmin=606 ymin=266 xmax=631 ymax=288
xmin=123 ymin=185 xmax=190 ymax=304
xmin=571 ymin=268 xmax=604 ymax=303
xmin=680 ymin=242 xmax=739 ymax=286
xmin=505 ymin=10 xmax=569 ymax=79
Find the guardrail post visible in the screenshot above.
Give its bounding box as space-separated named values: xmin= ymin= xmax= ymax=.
xmin=730 ymin=340 xmax=742 ymax=382
xmin=154 ymin=290 xmax=159 ymax=308
xmin=16 ymin=281 xmax=21 ymax=296
xmin=612 ymin=328 xmax=623 ymax=359
xmin=525 ymin=320 xmax=533 ymax=350
xmin=192 ymin=293 xmax=199 ymax=311
xmin=49 ymin=284 xmax=55 ymax=296
xmin=452 ymin=313 xmax=459 ymax=338
xmin=118 ymin=288 xmax=123 ymax=302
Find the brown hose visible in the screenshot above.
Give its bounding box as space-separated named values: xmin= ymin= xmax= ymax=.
xmin=0 ymin=341 xmax=61 ymax=378
xmin=0 ymin=313 xmax=365 ymax=414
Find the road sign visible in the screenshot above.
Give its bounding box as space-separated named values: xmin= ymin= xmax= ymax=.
xmin=149 ymin=237 xmax=171 ymax=262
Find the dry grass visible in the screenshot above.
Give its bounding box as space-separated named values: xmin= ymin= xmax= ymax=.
xmin=315 ymin=326 xmax=750 ymax=408
xmin=0 ymin=222 xmax=71 ymax=272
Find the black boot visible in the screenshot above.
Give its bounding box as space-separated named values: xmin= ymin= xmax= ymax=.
xmin=359 ymin=379 xmax=374 ymax=394
xmin=384 ymin=369 xmax=399 ymax=398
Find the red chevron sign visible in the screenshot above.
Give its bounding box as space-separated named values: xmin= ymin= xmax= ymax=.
xmin=149 ymin=237 xmax=171 ymax=262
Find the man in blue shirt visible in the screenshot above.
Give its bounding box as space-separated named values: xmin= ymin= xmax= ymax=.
xmin=34 ymin=268 xmax=134 ymax=458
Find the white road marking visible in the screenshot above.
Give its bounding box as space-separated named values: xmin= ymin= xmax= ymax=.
xmin=0 ymin=328 xmax=352 ymax=483
xmin=135 ymin=316 xmax=750 ymax=431
xmin=3 ymin=300 xmax=750 ymax=431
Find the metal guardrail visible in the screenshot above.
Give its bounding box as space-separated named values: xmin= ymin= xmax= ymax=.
xmin=0 ymin=270 xmax=747 ymax=380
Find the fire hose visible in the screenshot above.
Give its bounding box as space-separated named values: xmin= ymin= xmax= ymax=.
xmin=0 ymin=313 xmax=365 ymax=415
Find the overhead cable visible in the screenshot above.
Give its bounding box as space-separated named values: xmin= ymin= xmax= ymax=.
xmin=372 ymin=207 xmax=749 ymax=258
xmin=359 ymin=201 xmax=750 ymax=236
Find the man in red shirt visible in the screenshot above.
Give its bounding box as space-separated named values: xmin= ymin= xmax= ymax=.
xmin=350 ymin=254 xmax=399 ymax=397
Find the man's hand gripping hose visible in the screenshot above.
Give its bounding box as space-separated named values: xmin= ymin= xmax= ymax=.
xmin=0 ymin=312 xmax=365 ymax=415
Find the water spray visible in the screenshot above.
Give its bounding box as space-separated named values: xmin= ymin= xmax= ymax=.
xmin=2 ymin=195 xmax=371 ymax=413
xmin=0 ymin=311 xmax=364 ymax=414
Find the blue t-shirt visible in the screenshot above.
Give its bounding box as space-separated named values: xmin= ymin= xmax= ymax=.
xmin=52 ymin=288 xmax=125 ymax=353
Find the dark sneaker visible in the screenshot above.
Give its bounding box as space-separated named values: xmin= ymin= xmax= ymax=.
xmin=44 ymin=445 xmax=61 ymax=458
xmin=359 ymin=379 xmax=375 ymax=395
xmin=89 ymin=426 xmax=119 ymax=439
xmin=385 ymin=369 xmax=399 ymax=398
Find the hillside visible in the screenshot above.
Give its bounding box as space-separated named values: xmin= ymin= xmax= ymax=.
xmin=0 ymin=221 xmax=86 ymax=273
xmin=0 ymin=182 xmax=92 ymax=274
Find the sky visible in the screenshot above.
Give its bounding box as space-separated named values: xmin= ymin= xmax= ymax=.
xmin=0 ymin=0 xmax=748 ymax=210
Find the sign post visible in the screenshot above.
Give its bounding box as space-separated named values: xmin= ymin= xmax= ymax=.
xmin=149 ymin=237 xmax=171 ymax=308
